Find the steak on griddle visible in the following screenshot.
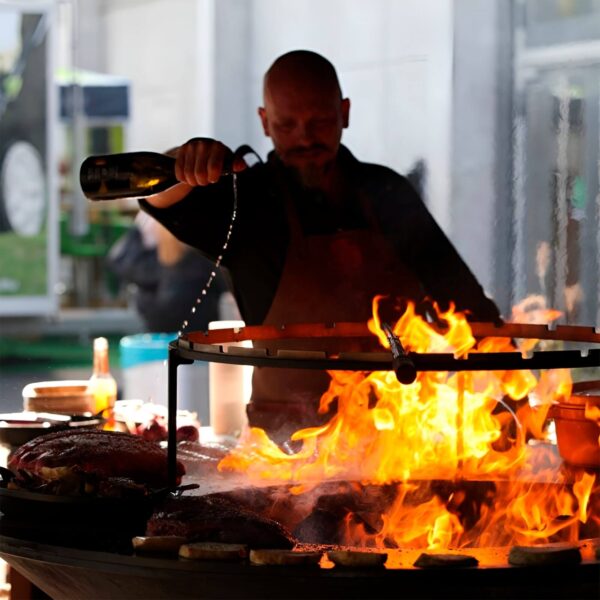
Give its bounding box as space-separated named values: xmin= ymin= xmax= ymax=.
xmin=146 ymin=494 xmax=296 ymax=549
xmin=7 ymin=429 xmax=185 ymax=496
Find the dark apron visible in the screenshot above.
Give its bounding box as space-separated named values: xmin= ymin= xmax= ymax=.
xmin=247 ymin=177 xmax=424 ymax=441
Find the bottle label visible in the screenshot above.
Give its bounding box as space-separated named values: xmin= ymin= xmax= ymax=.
xmin=86 ymin=165 xmax=127 ymax=182
xmin=91 ymin=377 xmax=117 ymax=419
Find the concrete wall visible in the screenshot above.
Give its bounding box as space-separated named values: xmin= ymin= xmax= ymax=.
xmin=102 ymin=0 xmax=215 ymax=152
xmin=214 ymin=0 xmax=455 ymax=230
xmin=451 ymin=0 xmax=513 ymax=311
xmin=56 ymin=0 xmax=107 ymax=74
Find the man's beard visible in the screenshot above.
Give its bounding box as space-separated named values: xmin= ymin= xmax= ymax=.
xmin=295 ymin=161 xmax=327 ymax=189
xmin=286 ymin=153 xmax=335 ymax=189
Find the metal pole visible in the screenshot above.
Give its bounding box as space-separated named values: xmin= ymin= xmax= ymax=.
xmin=167 ymin=342 xmax=193 ymax=489
xmin=69 ymin=0 xmax=88 ymax=238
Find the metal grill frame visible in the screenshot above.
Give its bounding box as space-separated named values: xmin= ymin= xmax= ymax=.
xmin=166 ymin=321 xmax=600 ymax=487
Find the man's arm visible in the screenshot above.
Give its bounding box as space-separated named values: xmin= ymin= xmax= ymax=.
xmin=376 ymin=173 xmax=502 ymax=322
xmin=140 ymin=138 xmax=249 ymax=258
xmin=144 ymin=138 xmax=247 ymax=209
xmin=408 ymin=198 xmax=501 ymax=321
xmin=145 ymin=181 xmax=194 ymax=209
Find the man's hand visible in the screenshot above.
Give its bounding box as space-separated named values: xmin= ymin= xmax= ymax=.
xmin=175 ymin=138 xmax=248 ymax=186
xmin=145 ymin=138 xmax=248 ymax=209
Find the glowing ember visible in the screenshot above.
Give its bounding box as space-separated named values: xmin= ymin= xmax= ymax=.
xmin=218 ymin=297 xmax=599 ymax=550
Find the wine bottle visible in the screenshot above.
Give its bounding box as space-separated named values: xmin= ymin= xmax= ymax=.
xmin=79 ymin=151 xmax=232 ymax=201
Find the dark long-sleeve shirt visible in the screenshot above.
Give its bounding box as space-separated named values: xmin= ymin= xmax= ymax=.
xmin=140 ymin=146 xmax=501 ymax=326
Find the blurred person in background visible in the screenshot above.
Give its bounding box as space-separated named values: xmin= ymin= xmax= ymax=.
xmin=108 ymin=211 xmax=227 ymax=333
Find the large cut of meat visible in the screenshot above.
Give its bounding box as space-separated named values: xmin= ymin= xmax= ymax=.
xmin=146 ymin=494 xmax=296 ymax=549
xmin=8 ymin=429 xmax=185 ymax=495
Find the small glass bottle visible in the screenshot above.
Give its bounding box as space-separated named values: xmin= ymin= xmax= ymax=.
xmin=89 ymin=337 xmax=117 ymax=426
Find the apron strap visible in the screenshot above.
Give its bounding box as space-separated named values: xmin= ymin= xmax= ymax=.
xmin=233 ymin=144 xmax=264 ymax=167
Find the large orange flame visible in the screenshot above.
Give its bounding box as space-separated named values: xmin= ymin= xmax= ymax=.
xmin=218 ymin=297 xmax=598 ymax=549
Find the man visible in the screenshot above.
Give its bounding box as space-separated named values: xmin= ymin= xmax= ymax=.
xmin=141 ymin=50 xmax=500 ymax=440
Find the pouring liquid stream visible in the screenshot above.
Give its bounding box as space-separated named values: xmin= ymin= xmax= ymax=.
xmin=177 ymin=172 xmax=240 ymax=337
xmin=176 ymin=145 xmax=262 ymax=336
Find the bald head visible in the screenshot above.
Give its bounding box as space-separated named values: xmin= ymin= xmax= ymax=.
xmin=263 ymin=50 xmax=343 ymax=102
xmin=258 ymin=50 xmax=350 ymax=188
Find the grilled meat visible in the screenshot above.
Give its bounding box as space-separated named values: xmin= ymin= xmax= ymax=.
xmin=146 ymin=494 xmax=296 ymax=549
xmin=7 ymin=429 xmax=185 ymax=496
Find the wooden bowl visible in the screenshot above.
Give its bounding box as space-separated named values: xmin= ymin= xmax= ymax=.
xmin=22 ymin=381 xmax=95 ymax=415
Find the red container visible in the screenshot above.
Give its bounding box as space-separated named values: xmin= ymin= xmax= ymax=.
xmin=550 ymin=381 xmax=600 ymax=469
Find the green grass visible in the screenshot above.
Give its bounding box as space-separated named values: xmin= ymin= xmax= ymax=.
xmin=0 ymin=231 xmax=47 ymax=295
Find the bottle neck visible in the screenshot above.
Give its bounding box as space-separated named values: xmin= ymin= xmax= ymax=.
xmin=94 ymin=351 xmax=109 ymax=375
xmin=93 ymin=348 xmax=110 ymax=376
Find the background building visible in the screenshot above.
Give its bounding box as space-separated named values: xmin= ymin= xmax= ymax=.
xmin=0 ymin=0 xmax=598 ymax=407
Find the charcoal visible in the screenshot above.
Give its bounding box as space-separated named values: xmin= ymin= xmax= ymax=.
xmin=293 ymin=508 xmax=343 ymax=544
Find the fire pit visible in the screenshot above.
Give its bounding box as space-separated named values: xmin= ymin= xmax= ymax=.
xmin=168 ymin=308 xmax=600 ymax=552
xmin=1 ymin=305 xmax=598 ymax=599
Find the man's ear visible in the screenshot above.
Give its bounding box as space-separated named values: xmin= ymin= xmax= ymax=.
xmin=258 ymin=107 xmax=270 ymax=136
xmin=341 ymin=98 xmax=350 ymax=129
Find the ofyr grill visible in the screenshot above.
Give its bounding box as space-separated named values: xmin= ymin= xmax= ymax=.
xmin=0 ymin=321 xmax=598 ymax=599
xmin=172 ymin=321 xmax=600 ymax=535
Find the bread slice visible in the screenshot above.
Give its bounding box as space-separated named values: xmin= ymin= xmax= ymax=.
xmin=179 ymin=542 xmax=248 ymax=561
xmin=508 ymin=544 xmax=581 ymax=566
xmin=413 ymin=553 xmax=478 ymax=568
xmin=327 ymin=550 xmax=388 ymax=568
xmin=249 ymin=549 xmax=322 ymax=566
xmin=132 ymin=536 xmax=186 ymax=555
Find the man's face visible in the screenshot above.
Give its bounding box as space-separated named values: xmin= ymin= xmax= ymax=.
xmin=258 ymin=80 xmax=350 ymax=186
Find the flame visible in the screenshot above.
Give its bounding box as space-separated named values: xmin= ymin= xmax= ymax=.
xmin=573 ymin=472 xmax=596 ymax=523
xmin=218 ymin=297 xmax=598 ymax=550
xmin=510 ymin=295 xmax=562 ymax=353
xmin=584 ymin=404 xmax=600 ymax=448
